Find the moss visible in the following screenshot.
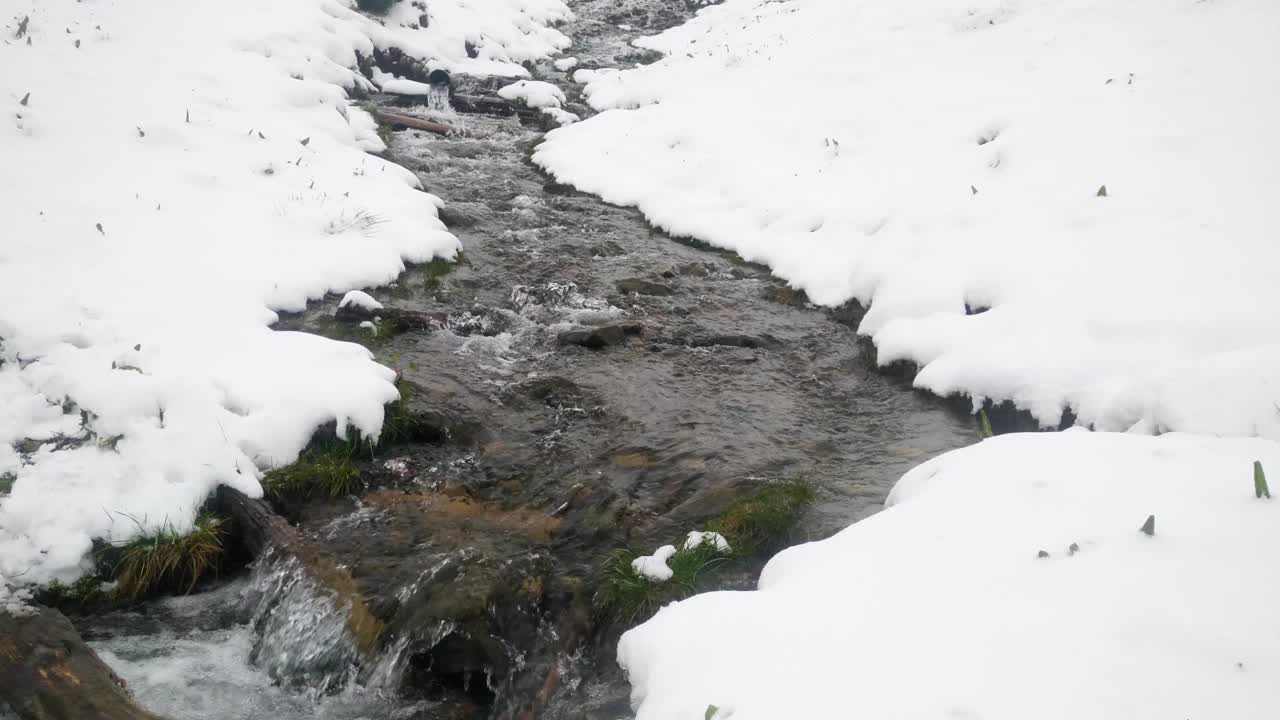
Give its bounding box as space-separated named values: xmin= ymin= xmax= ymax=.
xmin=420 ymin=254 xmax=457 ymax=291
xmin=378 ymin=379 xmax=433 ymax=446
xmin=593 ymin=541 xmax=727 ymax=626
xmin=263 ymin=445 xmax=362 ymax=501
xmin=108 ymin=514 xmax=225 ymax=601
xmin=36 ymin=573 xmax=107 ymax=610
xmin=707 ymin=478 xmax=816 ymax=558
xmin=0 ymin=472 xmax=14 ymax=495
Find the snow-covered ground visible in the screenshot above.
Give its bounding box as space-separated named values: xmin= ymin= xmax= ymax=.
xmin=0 ymin=0 xmax=569 ymax=593
xmin=621 ymin=431 xmax=1280 ymax=720
xmin=535 ymin=0 xmax=1280 ymax=439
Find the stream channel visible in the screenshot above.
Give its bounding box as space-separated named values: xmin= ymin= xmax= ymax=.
xmin=74 ymin=2 xmax=975 ymax=718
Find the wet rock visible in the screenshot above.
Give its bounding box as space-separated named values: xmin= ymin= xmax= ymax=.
xmin=0 ymin=606 xmax=166 ymax=720
xmin=503 ymin=376 xmax=595 ymax=411
xmin=437 ymin=203 xmax=484 ymax=229
xmin=615 ymin=277 xmax=673 ymax=296
xmin=334 ymin=302 xmax=448 ymax=332
xmin=557 ymin=323 xmax=643 ymax=349
xmin=655 ymin=332 xmax=780 ymax=350
xmin=689 ymin=333 xmax=780 ymax=349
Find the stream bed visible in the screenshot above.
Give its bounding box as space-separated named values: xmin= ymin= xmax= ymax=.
xmin=78 ymin=2 xmax=975 ymax=718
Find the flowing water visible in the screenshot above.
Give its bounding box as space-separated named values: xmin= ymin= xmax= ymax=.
xmin=82 ymin=1 xmax=976 ymax=717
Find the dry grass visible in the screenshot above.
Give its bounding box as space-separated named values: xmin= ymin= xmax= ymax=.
xmin=111 ymin=514 xmax=224 ymax=600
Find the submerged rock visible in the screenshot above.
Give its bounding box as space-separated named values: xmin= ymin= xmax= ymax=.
xmin=557 ymin=322 xmax=643 ymax=349
xmin=615 ymin=277 xmax=673 ymax=296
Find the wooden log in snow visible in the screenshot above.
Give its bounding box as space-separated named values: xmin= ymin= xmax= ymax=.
xmin=0 ymin=606 xmax=165 ymax=720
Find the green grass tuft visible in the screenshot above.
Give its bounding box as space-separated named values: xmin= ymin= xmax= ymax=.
xmin=1255 ymin=460 xmax=1270 ymax=499
xmin=594 ymin=479 xmax=816 ymax=629
xmin=0 ymin=472 xmax=14 ymax=495
xmin=263 ymin=445 xmax=362 ymax=500
xmin=421 ymin=255 xmax=457 ymax=291
xmin=594 ymin=541 xmax=728 ymax=626
xmin=110 ymin=514 xmax=224 ymax=601
xmin=707 ymin=479 xmax=816 ymax=558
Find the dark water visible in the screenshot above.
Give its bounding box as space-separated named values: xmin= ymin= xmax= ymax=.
xmin=84 ymin=1 xmax=974 ymax=718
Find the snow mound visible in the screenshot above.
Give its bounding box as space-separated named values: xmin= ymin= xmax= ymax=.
xmin=534 ymin=0 xmax=1280 ymax=440
xmin=339 ymin=290 xmax=384 ymax=312
xmin=0 ymin=0 xmax=569 ymax=592
xmin=620 ymin=431 xmax=1280 ymax=720
xmin=553 ymin=57 xmax=579 ymax=72
xmin=631 ymin=545 xmax=678 ymax=582
xmin=541 ymin=107 xmax=580 ymax=127
xmin=683 ymin=531 xmax=729 ymax=553
xmin=498 ymin=79 xmax=567 ymax=109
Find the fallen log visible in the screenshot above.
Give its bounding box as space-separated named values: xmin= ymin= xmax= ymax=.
xmin=373 ymin=109 xmax=457 ymax=136
xmin=0 ymin=606 xmax=165 ymax=720
xmin=216 ymin=486 xmax=384 ymax=659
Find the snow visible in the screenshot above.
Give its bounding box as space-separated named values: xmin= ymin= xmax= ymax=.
xmin=371 ymin=68 xmax=433 ymax=96
xmin=338 ymin=290 xmax=384 ymax=312
xmin=541 ymin=107 xmax=580 ymax=127
xmin=0 ymin=0 xmax=571 ymax=593
xmin=631 ymin=545 xmax=678 ymax=582
xmin=534 ymin=0 xmax=1280 ymax=440
xmin=498 ymin=79 xmax=567 ymax=109
xmin=379 ymin=0 xmax=572 ymax=77
xmin=683 ymin=531 xmax=729 ymax=553
xmin=571 ymin=67 xmax=617 ymax=85
xmin=620 ymin=430 xmax=1280 ymax=720
xmin=553 ymin=57 xmax=579 ymax=72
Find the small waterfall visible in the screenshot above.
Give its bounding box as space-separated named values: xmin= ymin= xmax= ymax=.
xmin=426 ymin=85 xmax=452 ymax=113
xmin=242 ymin=555 xmax=361 ymax=695
xmin=426 ymin=68 xmax=453 ymax=112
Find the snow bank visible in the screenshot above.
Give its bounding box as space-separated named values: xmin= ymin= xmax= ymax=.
xmin=534 ymin=0 xmax=1280 ymax=439
xmin=620 ymin=431 xmax=1280 ymax=720
xmin=0 ymin=0 xmax=569 ymax=591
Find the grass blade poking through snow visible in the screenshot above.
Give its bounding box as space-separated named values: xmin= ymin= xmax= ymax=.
xmin=1255 ymin=460 xmax=1270 ymax=499
xmin=978 ymin=409 xmax=994 ymax=439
